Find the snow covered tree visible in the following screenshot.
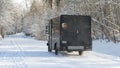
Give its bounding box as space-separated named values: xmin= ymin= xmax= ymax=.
xmin=0 ymin=0 xmax=120 ymax=42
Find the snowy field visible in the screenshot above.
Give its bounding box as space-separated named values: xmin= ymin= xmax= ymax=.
xmin=0 ymin=33 xmax=120 ymax=68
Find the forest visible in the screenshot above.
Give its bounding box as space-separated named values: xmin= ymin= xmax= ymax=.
xmin=0 ymin=0 xmax=120 ymax=42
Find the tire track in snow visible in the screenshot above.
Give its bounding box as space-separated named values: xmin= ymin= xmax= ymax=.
xmin=10 ymin=38 xmax=28 ymax=68
xmin=0 ymin=38 xmax=27 ymax=68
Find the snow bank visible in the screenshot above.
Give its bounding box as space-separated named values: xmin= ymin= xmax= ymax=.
xmin=93 ymin=39 xmax=120 ymax=56
xmin=7 ymin=32 xmax=26 ymax=38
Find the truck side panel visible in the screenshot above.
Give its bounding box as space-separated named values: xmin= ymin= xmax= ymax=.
xmin=51 ymin=17 xmax=60 ymax=50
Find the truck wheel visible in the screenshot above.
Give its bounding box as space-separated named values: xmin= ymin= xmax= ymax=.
xmin=47 ymin=43 xmax=49 ymax=46
xmin=48 ymin=45 xmax=52 ymax=52
xmin=55 ymin=43 xmax=58 ymax=55
xmin=78 ymin=51 xmax=82 ymax=55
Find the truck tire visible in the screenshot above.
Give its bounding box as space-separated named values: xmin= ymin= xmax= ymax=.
xmin=55 ymin=43 xmax=58 ymax=55
xmin=48 ymin=43 xmax=52 ymax=52
xmin=78 ymin=51 xmax=82 ymax=55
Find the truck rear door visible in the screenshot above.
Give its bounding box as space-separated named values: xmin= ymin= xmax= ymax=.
xmin=60 ymin=15 xmax=91 ymax=50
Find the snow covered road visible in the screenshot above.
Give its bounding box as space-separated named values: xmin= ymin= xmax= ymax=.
xmin=0 ymin=33 xmax=120 ymax=68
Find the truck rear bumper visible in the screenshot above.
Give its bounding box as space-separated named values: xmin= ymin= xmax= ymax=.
xmin=67 ymin=46 xmax=84 ymax=51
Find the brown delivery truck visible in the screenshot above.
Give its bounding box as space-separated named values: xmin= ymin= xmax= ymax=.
xmin=46 ymin=15 xmax=92 ymax=55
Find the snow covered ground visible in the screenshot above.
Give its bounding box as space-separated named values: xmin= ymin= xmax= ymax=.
xmin=93 ymin=40 xmax=120 ymax=57
xmin=0 ymin=33 xmax=120 ymax=68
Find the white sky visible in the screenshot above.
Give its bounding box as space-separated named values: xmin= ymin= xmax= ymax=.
xmin=12 ymin=0 xmax=25 ymax=4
